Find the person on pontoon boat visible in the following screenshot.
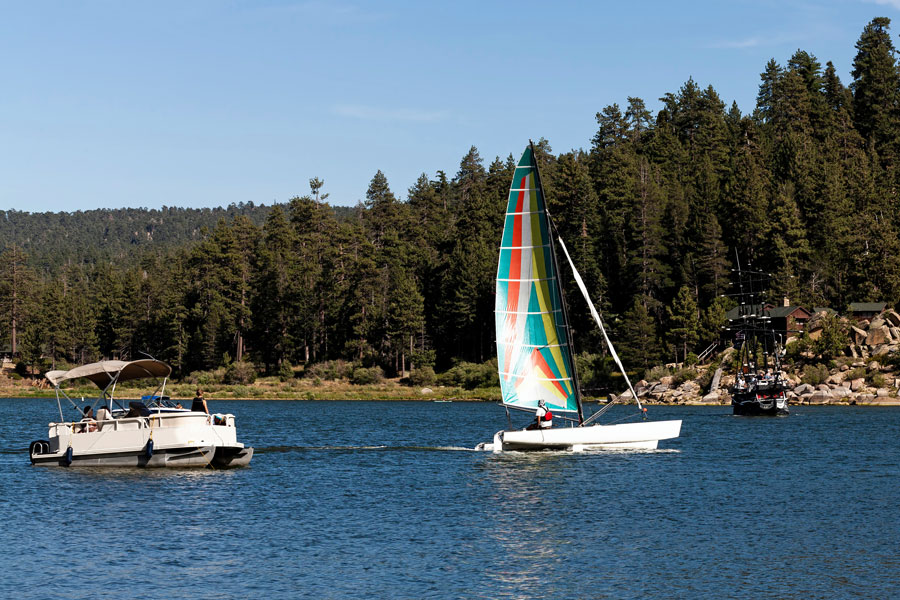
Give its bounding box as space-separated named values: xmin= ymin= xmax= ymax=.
xmin=191 ymin=388 xmax=208 ymax=414
xmin=80 ymin=407 xmax=97 ymax=433
xmin=96 ymin=405 xmax=113 ymax=429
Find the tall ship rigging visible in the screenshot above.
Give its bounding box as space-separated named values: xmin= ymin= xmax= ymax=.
xmin=725 ymin=261 xmax=790 ymax=416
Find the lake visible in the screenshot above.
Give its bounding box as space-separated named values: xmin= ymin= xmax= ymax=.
xmin=1 ymin=399 xmax=898 ymax=599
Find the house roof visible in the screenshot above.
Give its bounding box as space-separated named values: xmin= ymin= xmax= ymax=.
xmin=726 ymin=304 xmax=810 ymax=320
xmin=767 ymin=306 xmax=811 ymax=319
xmin=726 ymin=304 xmax=767 ymax=320
xmin=813 ymin=306 xmax=837 ymax=316
xmin=849 ymin=302 xmax=887 ymax=313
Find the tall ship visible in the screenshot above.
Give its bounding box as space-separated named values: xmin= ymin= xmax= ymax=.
xmin=725 ymin=263 xmax=790 ymax=416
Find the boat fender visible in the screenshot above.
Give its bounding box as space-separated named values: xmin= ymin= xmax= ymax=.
xmin=64 ymin=446 xmax=73 ymax=467
xmin=146 ymin=438 xmax=154 ymax=459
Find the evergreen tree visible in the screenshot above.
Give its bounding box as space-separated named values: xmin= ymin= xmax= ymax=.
xmin=666 ymin=286 xmax=699 ymax=363
xmin=756 ymin=59 xmax=782 ymax=122
xmin=767 ymin=183 xmax=810 ymax=303
xmin=0 ymin=244 xmax=35 ymax=356
xmin=851 ymin=17 xmax=900 ymax=149
xmin=618 ymin=297 xmax=662 ymax=372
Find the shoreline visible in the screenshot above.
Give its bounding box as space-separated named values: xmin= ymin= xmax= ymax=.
xmin=3 ymin=390 xmax=899 ymax=405
xmin=5 ymin=373 xmax=900 ymax=405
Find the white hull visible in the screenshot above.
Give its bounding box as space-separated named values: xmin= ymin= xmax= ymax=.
xmin=30 ymin=411 xmax=252 ymax=468
xmin=478 ymin=419 xmax=682 ymax=452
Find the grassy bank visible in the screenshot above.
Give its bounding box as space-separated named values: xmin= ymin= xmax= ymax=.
xmin=0 ymin=375 xmax=505 ymax=401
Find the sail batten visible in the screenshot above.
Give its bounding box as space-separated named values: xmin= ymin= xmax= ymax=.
xmin=495 ymin=146 xmax=579 ymax=414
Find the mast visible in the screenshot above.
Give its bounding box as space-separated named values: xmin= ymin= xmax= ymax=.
xmin=529 ymin=141 xmax=584 ymax=424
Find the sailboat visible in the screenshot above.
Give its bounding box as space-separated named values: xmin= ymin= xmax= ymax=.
xmin=477 ymin=143 xmax=682 ymax=452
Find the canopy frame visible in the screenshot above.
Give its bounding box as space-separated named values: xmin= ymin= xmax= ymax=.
xmin=45 ymin=359 xmax=172 ymax=421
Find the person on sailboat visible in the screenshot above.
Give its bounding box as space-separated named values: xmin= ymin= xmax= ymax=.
xmin=526 ymin=400 xmax=553 ymax=430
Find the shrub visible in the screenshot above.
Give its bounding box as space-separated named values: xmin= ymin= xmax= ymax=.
xmin=801 ymin=364 xmax=829 ymax=386
xmin=187 ymin=368 xmax=227 ymax=386
xmin=695 ymin=368 xmax=714 ymax=391
xmin=867 ymin=372 xmax=886 ymax=388
xmin=437 ymin=359 xmax=498 ymax=390
xmin=845 ymin=367 xmax=866 ymax=381
xmin=232 ymin=385 xmax=252 ymax=398
xmin=684 ymin=352 xmax=699 ymax=367
xmin=225 ymin=361 xmax=257 ymax=385
xmin=14 ymin=362 xmax=29 ymax=377
xmin=305 ymin=360 xmax=354 ymax=381
xmin=350 ymin=366 xmax=383 ymax=385
xmin=278 ymin=361 xmax=295 ymax=382
xmin=408 ymin=366 xmax=436 ymax=387
xmin=644 ymin=365 xmax=671 ymax=382
xmin=9 ymin=372 xmax=23 ymax=381
xmin=671 ymin=367 xmax=697 ymax=386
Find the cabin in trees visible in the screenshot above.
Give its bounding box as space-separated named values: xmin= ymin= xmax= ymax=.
xmin=725 ymin=303 xmax=812 ymax=342
xmin=767 ymin=305 xmax=812 ymax=341
xmin=848 ymin=302 xmax=887 ymax=322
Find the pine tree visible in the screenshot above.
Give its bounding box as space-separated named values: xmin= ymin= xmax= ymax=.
xmin=851 ymin=17 xmax=900 ymax=148
xmin=0 ymin=244 xmax=35 ymax=357
xmin=666 ymin=286 xmax=699 ymax=363
xmin=251 ymin=206 xmax=300 ymax=370
xmin=767 ymin=183 xmax=810 ymax=303
xmin=756 ymin=59 xmax=782 ymax=122
xmin=618 ymin=296 xmax=662 ymax=372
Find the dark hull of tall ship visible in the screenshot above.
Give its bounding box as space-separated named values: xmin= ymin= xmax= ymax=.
xmin=731 ymin=390 xmax=790 ymax=416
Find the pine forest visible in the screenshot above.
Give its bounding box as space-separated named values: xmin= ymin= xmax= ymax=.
xmin=5 ymin=18 xmax=900 ymax=389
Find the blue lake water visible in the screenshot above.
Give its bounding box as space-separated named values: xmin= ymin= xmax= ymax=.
xmin=1 ymin=398 xmax=898 ymax=599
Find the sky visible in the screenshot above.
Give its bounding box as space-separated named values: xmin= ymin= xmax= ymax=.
xmin=1 ymin=0 xmax=899 ymax=213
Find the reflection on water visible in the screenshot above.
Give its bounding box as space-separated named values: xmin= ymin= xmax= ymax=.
xmin=479 ymin=456 xmax=572 ymax=595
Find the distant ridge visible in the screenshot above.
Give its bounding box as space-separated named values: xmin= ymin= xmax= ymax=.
xmin=1 ymin=203 xmax=277 ymax=270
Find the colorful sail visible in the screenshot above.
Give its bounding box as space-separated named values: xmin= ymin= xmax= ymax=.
xmin=495 ymin=146 xmax=578 ymax=413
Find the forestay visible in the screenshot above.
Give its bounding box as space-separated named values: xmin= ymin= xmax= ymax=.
xmin=495 ymin=147 xmax=578 ymax=414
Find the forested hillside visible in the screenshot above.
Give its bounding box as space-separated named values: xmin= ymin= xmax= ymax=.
xmin=4 ymin=17 xmax=900 ymax=382
xmin=0 ymin=203 xmax=274 ymax=271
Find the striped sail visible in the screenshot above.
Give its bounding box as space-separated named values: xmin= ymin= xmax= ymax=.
xmin=495 ymin=146 xmax=578 ymax=413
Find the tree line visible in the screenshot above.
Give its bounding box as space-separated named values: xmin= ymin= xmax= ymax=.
xmin=4 ymin=17 xmax=900 ymax=380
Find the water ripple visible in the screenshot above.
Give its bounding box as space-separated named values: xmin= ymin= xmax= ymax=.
xmin=1 ymin=400 xmax=898 ymax=598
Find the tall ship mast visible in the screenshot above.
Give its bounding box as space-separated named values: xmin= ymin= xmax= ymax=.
xmin=724 ymin=258 xmax=789 ymax=416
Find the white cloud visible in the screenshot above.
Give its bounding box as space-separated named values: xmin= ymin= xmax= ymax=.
xmin=332 ymin=104 xmax=450 ymax=123
xmin=865 ymin=0 xmax=900 ymax=10
xmin=710 ymin=36 xmax=768 ymax=49
xmin=706 ymin=31 xmax=809 ymax=50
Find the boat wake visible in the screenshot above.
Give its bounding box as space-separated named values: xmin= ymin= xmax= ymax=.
xmin=476 ymin=446 xmax=681 ymax=455
xmin=257 ymin=444 xmax=679 ymax=454
xmin=256 ymin=444 xmax=478 ymax=453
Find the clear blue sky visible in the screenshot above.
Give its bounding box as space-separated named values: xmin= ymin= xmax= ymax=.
xmin=1 ymin=0 xmax=897 ymax=213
